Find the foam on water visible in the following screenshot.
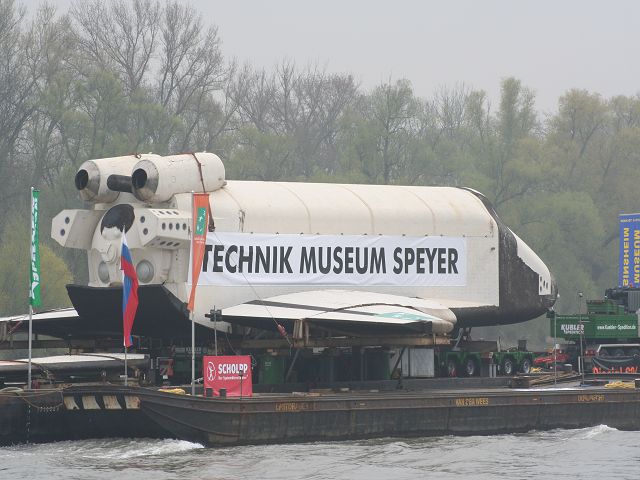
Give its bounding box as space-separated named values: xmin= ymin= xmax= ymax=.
xmin=2 ymin=430 xmax=640 ymax=480
xmin=579 ymin=424 xmax=619 ymax=439
xmin=97 ymin=438 xmax=205 ymax=459
xmin=1 ymin=438 xmax=203 ymax=459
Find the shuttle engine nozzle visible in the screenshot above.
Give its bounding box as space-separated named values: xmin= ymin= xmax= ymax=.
xmin=75 ymin=154 xmax=160 ymax=203
xmin=131 ymin=152 xmax=226 ymax=203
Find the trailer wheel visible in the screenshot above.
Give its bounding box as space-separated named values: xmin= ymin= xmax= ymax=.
xmin=446 ymin=358 xmax=458 ymax=377
xmin=613 ymin=348 xmax=626 ymax=357
xmin=463 ymin=358 xmax=477 ymax=377
xmin=501 ymin=357 xmax=515 ymax=376
xmin=599 ymin=348 xmax=609 ymax=357
xmin=520 ymin=357 xmax=532 ymax=374
xmin=629 ymin=348 xmax=640 ymax=358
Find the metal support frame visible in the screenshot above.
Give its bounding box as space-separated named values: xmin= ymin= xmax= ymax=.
xmin=237 ymin=335 xmax=450 ymax=350
xmin=452 ymin=327 xmax=472 ymax=351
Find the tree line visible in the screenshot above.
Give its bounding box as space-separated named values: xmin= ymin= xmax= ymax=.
xmin=1 ymin=0 xmax=639 ymax=344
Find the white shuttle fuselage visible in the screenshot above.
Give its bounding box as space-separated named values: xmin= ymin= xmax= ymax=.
xmin=52 ymin=152 xmax=557 ymax=338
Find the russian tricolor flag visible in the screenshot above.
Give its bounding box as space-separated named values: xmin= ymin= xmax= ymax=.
xmin=121 ymin=233 xmax=139 ymax=348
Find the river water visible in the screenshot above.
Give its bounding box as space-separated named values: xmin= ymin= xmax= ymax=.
xmin=1 ymin=426 xmax=639 ymax=480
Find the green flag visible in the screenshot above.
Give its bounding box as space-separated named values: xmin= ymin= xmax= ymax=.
xmin=195 ymin=206 xmax=207 ymax=235
xmin=30 ymin=188 xmax=41 ymax=307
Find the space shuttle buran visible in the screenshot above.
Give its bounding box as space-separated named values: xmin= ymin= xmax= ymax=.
xmin=52 ymin=152 xmax=557 ymax=340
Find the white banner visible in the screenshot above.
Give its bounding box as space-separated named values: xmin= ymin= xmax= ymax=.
xmin=192 ymin=233 xmax=467 ymax=287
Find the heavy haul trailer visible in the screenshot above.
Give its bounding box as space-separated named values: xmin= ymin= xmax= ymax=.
xmin=156 ymin=342 xmax=534 ymax=386
xmin=248 ymin=338 xmax=535 ymax=383
xmin=435 ymin=347 xmax=534 ymax=377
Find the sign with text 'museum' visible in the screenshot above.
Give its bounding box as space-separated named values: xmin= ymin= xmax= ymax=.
xmin=192 ymin=232 xmax=467 ymax=287
xmin=619 ymin=213 xmax=640 ymax=288
xmin=203 ymin=355 xmax=252 ymax=397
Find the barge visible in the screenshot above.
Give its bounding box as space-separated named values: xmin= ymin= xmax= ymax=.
xmin=137 ymin=385 xmax=640 ymax=446
xmin=3 ymin=380 xmax=640 ymax=447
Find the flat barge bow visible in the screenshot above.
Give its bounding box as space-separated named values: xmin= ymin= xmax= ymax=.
xmin=0 ymin=385 xmax=169 ymax=446
xmin=138 ymin=386 xmax=640 ymax=447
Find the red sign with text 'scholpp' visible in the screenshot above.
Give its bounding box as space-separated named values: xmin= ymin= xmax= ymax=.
xmin=203 ymin=355 xmax=252 ymax=397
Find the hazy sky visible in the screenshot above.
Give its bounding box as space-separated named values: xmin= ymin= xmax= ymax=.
xmin=50 ymin=0 xmax=640 ymax=115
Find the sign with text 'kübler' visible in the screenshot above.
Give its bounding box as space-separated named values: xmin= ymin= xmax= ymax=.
xmin=203 ymin=355 xmax=252 ymax=397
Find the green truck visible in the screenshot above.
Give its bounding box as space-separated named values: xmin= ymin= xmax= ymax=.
xmin=549 ymin=288 xmax=640 ymax=360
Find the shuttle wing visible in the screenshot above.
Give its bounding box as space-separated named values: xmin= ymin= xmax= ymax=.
xmin=221 ymin=289 xmax=457 ymax=335
xmin=0 ymin=308 xmax=83 ymax=338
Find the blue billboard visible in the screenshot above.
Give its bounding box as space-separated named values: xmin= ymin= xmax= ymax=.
xmin=619 ymin=213 xmax=640 ymax=287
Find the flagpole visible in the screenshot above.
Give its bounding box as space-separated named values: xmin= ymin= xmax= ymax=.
xmin=120 ymin=232 xmax=138 ymax=387
xmin=27 ymin=186 xmax=34 ymax=390
xmin=188 ymin=191 xmax=210 ymax=396
xmin=191 ymin=311 xmax=195 ymax=395
xmin=191 ymin=191 xmax=195 ymax=396
xmin=122 ymin=233 xmax=127 ymax=387
xmin=27 ymin=304 xmax=33 ymax=389
xmin=214 ymin=306 xmax=218 ymax=356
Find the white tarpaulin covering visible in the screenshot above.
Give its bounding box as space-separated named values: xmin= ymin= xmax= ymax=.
xmin=222 ymin=289 xmax=457 ymax=334
xmin=0 ymin=353 xmax=148 ymax=373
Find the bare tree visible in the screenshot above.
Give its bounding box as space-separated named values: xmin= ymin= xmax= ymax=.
xmin=23 ymin=4 xmax=76 ymax=186
xmin=233 ymin=64 xmax=276 ymax=133
xmin=0 ymin=0 xmax=33 ymax=206
xmin=71 ymin=0 xmax=159 ymax=95
xmin=368 ymin=79 xmax=419 ymax=183
xmin=155 ymin=1 xmax=227 ymax=150
xmin=433 ymin=84 xmax=469 ymax=141
xmin=157 ymin=2 xmax=225 ymax=114
xmin=232 ymin=61 xmax=357 ymax=178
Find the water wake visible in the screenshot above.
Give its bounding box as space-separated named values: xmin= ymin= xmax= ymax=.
xmin=579 ymin=424 xmax=618 ymax=439
xmin=96 ymin=438 xmax=205 ymax=459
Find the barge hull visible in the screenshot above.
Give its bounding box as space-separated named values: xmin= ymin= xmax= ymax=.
xmin=139 ymin=389 xmax=640 ymax=446
xmin=4 ymin=385 xmax=640 ymax=447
